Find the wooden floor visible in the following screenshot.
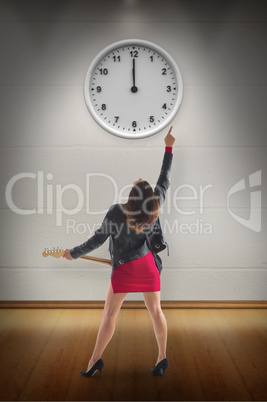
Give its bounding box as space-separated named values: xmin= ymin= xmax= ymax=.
xmin=0 ymin=307 xmax=267 ymax=401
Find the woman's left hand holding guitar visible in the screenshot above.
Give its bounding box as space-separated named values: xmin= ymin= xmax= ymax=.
xmin=63 ymin=249 xmax=74 ymax=260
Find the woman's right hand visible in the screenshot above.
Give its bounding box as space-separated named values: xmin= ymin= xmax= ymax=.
xmin=164 ymin=126 xmax=175 ymax=147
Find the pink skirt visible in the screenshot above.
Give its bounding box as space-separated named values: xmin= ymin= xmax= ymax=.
xmin=111 ymin=252 xmax=160 ymax=293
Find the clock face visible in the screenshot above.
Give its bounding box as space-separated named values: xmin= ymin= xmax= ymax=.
xmin=84 ymin=39 xmax=183 ymax=139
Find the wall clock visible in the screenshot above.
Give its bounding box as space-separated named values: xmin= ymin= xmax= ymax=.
xmin=84 ymin=39 xmax=183 ymax=139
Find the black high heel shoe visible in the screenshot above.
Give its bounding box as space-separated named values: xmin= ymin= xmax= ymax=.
xmin=150 ymin=358 xmax=169 ymax=376
xmin=80 ymin=359 xmax=104 ymax=378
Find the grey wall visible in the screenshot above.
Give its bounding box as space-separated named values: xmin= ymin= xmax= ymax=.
xmin=0 ymin=0 xmax=266 ymax=301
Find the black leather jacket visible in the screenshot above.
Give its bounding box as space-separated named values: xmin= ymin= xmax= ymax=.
xmin=70 ymin=150 xmax=173 ymax=278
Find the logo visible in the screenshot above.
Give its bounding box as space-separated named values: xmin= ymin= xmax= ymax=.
xmin=227 ymin=170 xmax=261 ymax=233
xmin=5 ymin=170 xmax=262 ymax=234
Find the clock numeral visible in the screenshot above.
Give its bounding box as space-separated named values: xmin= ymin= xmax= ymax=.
xmin=166 ymin=86 xmax=171 ymax=92
xmin=150 ymin=55 xmax=154 ymax=62
xmin=162 ymin=103 xmax=167 ymax=109
xmin=132 ymin=121 xmax=137 ymax=127
xmin=113 ymin=55 xmax=121 ymax=62
xmin=97 ymin=86 xmax=102 ymax=93
xmin=115 ymin=116 xmax=119 ymax=123
xmin=150 ymin=116 xmax=154 ymax=123
xmin=130 ymin=51 xmax=138 ymax=58
xmin=99 ymin=68 xmax=108 ymax=75
xmin=162 ymin=68 xmax=167 ymax=75
xmin=101 ymin=104 xmax=106 ymax=110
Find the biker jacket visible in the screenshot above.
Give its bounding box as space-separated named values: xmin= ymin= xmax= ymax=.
xmin=70 ymin=150 xmax=173 ymax=278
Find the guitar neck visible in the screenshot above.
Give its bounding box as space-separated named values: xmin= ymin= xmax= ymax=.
xmin=79 ymin=255 xmax=112 ymax=266
xmin=42 ymin=248 xmax=111 ymax=266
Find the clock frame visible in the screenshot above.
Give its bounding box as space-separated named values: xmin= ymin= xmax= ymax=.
xmin=84 ymin=39 xmax=183 ymax=139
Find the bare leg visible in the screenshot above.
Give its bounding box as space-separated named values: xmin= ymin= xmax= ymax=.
xmin=86 ymin=282 xmax=127 ymax=371
xmin=143 ymin=291 xmax=167 ymax=365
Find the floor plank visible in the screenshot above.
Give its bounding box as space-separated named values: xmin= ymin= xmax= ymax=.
xmin=0 ymin=308 xmax=266 ymax=401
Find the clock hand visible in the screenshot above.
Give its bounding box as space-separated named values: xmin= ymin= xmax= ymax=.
xmin=132 ymin=59 xmax=136 ymax=86
xmin=131 ymin=58 xmax=138 ymax=93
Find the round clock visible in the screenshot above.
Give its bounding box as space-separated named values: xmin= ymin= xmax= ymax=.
xmin=84 ymin=39 xmax=183 ymax=139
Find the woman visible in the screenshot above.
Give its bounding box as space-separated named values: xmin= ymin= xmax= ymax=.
xmin=63 ymin=126 xmax=175 ymax=378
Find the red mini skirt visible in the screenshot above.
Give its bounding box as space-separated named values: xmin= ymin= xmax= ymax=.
xmin=111 ymin=251 xmax=160 ymax=293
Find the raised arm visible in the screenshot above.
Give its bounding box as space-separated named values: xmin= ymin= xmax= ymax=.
xmin=154 ymin=126 xmax=175 ymax=207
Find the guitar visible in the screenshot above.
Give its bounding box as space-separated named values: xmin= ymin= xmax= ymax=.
xmin=42 ymin=247 xmax=112 ymax=266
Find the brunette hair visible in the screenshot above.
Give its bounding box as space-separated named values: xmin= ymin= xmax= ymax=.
xmin=123 ymin=180 xmax=160 ymax=233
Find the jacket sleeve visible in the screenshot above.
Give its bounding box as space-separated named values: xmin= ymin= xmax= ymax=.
xmin=70 ymin=206 xmax=114 ymax=259
xmin=154 ymin=151 xmax=173 ymax=207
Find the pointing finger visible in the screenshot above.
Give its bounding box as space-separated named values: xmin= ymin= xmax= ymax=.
xmin=167 ymin=126 xmax=173 ymax=135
